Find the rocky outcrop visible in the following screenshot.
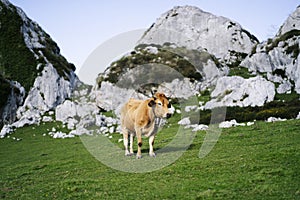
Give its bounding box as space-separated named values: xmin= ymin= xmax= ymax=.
xmin=0 ymin=0 xmax=79 ymax=136
xmin=138 ymin=6 xmax=259 ymax=64
xmin=14 ymin=63 xmax=78 ymax=127
xmin=1 ymin=80 xmax=25 ymax=125
xmin=241 ymin=7 xmax=300 ymax=94
xmin=276 ymin=6 xmax=300 ymax=36
xmin=204 ymin=76 xmax=275 ymax=109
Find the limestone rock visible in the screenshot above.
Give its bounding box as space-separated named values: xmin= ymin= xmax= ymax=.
xmin=205 ymin=76 xmax=275 ymax=109
xmin=138 ymin=6 xmax=258 ymax=63
xmin=276 ymin=6 xmax=300 ymax=36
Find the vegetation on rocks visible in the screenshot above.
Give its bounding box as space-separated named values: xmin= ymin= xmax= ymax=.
xmin=96 ymin=44 xmax=223 ymax=86
xmin=0 ymin=1 xmax=38 ymax=91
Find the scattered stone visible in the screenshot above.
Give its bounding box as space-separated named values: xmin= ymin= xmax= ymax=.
xmin=266 ymin=117 xmax=287 ymax=123
xmin=219 ymin=119 xmax=245 ymax=128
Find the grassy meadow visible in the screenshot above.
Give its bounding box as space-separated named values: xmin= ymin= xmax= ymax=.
xmin=0 ymin=118 xmax=300 ymax=199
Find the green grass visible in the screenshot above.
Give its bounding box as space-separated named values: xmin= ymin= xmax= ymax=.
xmin=0 ymin=119 xmax=300 ymax=199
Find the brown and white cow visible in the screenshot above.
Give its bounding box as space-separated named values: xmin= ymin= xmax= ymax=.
xmin=120 ymin=92 xmax=172 ymax=159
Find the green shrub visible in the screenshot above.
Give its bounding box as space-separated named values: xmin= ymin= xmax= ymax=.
xmin=0 ymin=2 xmax=38 ymax=91
xmin=285 ymin=43 xmax=299 ymax=60
xmin=266 ymin=29 xmax=300 ymax=53
xmin=97 ymin=45 xmax=210 ymax=86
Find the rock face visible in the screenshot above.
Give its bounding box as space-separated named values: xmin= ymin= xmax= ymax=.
xmin=138 ymin=6 xmax=259 ymax=63
xmin=204 ymin=76 xmax=275 ymax=109
xmin=1 ymin=80 xmax=25 ymax=125
xmin=241 ymin=6 xmax=300 ymax=94
xmin=276 ymin=6 xmax=300 ymax=36
xmin=15 ymin=63 xmax=78 ymax=127
xmin=0 ymin=0 xmax=79 ymax=135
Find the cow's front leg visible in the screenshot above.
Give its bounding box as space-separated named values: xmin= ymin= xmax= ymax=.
xmin=149 ymin=135 xmax=156 ymax=157
xmin=136 ymin=129 xmax=143 ymax=159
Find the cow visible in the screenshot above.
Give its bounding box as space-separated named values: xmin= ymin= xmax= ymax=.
xmin=120 ymin=92 xmax=172 ymax=159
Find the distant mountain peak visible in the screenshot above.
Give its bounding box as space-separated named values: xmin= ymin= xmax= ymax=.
xmin=277 ymin=6 xmax=300 ymax=36
xmin=138 ymin=5 xmax=259 ymax=64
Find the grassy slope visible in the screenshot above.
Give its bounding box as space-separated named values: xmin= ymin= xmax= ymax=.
xmin=0 ymin=119 xmax=299 ymax=199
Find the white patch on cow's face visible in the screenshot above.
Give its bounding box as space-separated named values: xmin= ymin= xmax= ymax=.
xmin=154 ymin=99 xmax=172 ymax=118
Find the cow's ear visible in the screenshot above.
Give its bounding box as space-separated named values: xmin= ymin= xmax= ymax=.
xmin=148 ymin=100 xmax=156 ymax=107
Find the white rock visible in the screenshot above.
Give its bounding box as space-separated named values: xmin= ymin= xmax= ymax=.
xmin=205 ymin=76 xmax=275 ymax=109
xmin=0 ymin=125 xmax=13 ymax=137
xmin=69 ymin=127 xmax=92 ymax=136
xmin=18 ymin=64 xmax=77 ymax=115
xmin=185 ymin=105 xmax=198 ymax=112
xmin=246 ymin=122 xmax=255 ymax=126
xmin=219 ymin=119 xmax=245 ymax=128
xmin=118 ymin=138 xmax=123 ymax=143
xmin=277 ymin=80 xmax=292 ymax=94
xmin=42 ymin=116 xmax=53 ymax=122
xmin=296 ymin=112 xmax=300 ymax=119
xmin=65 ymin=118 xmax=78 ymax=130
xmin=109 ymin=126 xmax=115 ymax=134
xmin=266 ymin=117 xmax=287 ymax=123
xmin=55 ymin=100 xmax=77 ymax=122
xmin=51 ymin=131 xmax=75 ymax=139
xmin=94 ymin=81 xmax=139 ymax=113
xmin=178 ymin=117 xmax=191 ymax=126
xmin=145 ymin=46 xmax=159 ymax=54
xmin=138 ymin=6 xmax=258 ymax=62
xmin=276 ymin=6 xmax=300 ymax=36
xmin=241 ymin=23 xmax=300 ymax=95
xmin=158 ymin=78 xmax=198 ymax=99
xmin=100 ymin=126 xmax=109 ymax=134
xmin=192 ymin=124 xmax=209 ymax=131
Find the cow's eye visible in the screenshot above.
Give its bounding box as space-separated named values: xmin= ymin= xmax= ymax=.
xmin=158 ymin=102 xmax=162 ymax=106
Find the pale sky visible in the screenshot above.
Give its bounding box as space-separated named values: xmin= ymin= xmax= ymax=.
xmin=9 ymin=0 xmax=300 ymax=84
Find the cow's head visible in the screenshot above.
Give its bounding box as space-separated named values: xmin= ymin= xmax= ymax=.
xmin=148 ymin=92 xmax=172 ymax=118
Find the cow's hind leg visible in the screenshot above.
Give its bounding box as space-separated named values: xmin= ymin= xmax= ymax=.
xmin=123 ymin=128 xmax=132 ymax=156
xmin=129 ymin=133 xmax=134 ymax=155
xmin=136 ymin=129 xmax=143 ymax=159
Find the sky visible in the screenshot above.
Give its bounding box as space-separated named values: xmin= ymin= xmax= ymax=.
xmin=9 ymin=0 xmax=300 ymax=84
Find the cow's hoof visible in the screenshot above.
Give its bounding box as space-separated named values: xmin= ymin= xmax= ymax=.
xmin=125 ymin=152 xmax=134 ymax=156
xmin=149 ymin=153 xmax=156 ymax=158
xmin=136 ymin=155 xmax=142 ymax=159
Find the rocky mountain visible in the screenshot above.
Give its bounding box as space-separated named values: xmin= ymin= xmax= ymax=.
xmin=0 ymin=0 xmax=79 ymax=129
xmin=240 ymin=6 xmax=300 ymax=94
xmin=138 ymin=6 xmax=259 ymax=65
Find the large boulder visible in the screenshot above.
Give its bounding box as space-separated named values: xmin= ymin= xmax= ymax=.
xmin=205 ymin=76 xmax=275 ymax=109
